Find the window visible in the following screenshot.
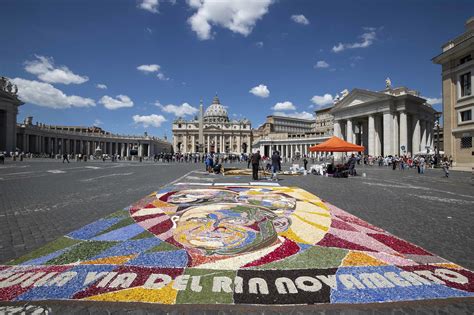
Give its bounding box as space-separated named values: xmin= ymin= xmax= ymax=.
xmin=461 ymin=136 xmax=472 ymax=148
xmin=460 ymin=109 xmax=472 ymax=122
xmin=460 ymin=54 xmax=472 ymax=65
xmin=460 ymin=72 xmax=471 ymax=97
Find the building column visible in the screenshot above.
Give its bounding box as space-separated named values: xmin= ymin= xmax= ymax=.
xmin=412 ymin=115 xmax=421 ymax=154
xmin=420 ymin=119 xmax=427 ymax=151
xmin=374 ymin=116 xmax=381 ymax=156
xmin=346 ymin=119 xmax=353 ymax=143
xmin=393 ymin=112 xmax=399 ymax=156
xmin=368 ymin=115 xmax=375 ymax=156
xmin=399 ymin=111 xmax=408 ymax=155
xmin=192 ymin=135 xmax=196 ymax=153
xmin=426 ymin=121 xmax=432 ymax=150
xmin=383 ymin=112 xmax=393 ymax=156
xmin=333 ymin=120 xmax=341 ymax=138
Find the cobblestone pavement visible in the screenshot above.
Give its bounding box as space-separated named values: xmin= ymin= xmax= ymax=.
xmin=0 ymin=159 xmax=473 ymax=314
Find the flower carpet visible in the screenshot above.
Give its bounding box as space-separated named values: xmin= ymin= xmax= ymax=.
xmin=1 ymin=184 xmax=473 ymax=305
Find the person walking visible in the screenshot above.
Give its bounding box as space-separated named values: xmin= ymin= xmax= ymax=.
xmin=442 ymin=157 xmax=450 ymax=178
xmin=303 ymin=156 xmax=308 ymax=171
xmin=419 ymin=156 xmax=425 ymax=174
xmin=271 ymin=151 xmax=281 ymax=181
xmin=251 ymin=150 xmax=261 ymax=180
xmin=62 ymin=153 xmax=69 ymax=163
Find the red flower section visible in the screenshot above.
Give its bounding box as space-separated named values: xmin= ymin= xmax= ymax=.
xmin=368 ymin=233 xmax=431 ymax=255
xmin=330 ymin=219 xmax=359 ymax=232
xmin=242 ymin=238 xmax=300 ymax=268
xmin=0 ymin=265 xmax=72 ymax=301
xmin=335 ymin=215 xmax=385 ymax=232
xmin=317 ymin=233 xmax=375 ymax=252
xmin=73 ymin=266 xmax=184 ymax=299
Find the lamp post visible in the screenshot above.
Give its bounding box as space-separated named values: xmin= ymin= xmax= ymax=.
xmin=434 ymin=112 xmax=441 ymax=167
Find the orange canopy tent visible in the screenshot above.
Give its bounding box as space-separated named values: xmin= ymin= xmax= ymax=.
xmin=309 ymin=136 xmax=365 ymax=152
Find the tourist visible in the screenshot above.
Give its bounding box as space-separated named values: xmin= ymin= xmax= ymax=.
xmin=62 ymin=153 xmax=69 ymax=163
xmin=271 ymin=151 xmax=280 ymax=181
xmin=303 ymin=156 xmax=308 ymax=170
xmin=419 ymin=156 xmax=425 ymax=174
xmin=251 ymin=150 xmax=261 ymax=180
xmin=442 ymin=157 xmax=450 ymax=178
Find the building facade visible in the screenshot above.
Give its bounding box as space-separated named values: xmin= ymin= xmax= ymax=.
xmin=172 ymin=96 xmax=252 ymax=154
xmin=432 ymin=17 xmax=474 ymax=167
xmin=251 ymin=115 xmax=330 ymax=158
xmin=16 ymin=117 xmax=172 ymax=157
xmin=314 ymin=106 xmax=334 ymax=137
xmin=331 ymin=85 xmax=436 ymax=157
xmin=0 ymin=77 xmax=22 ymax=153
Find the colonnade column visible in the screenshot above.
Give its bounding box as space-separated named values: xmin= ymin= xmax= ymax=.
xmin=399 ymin=111 xmax=407 ymax=155
xmin=333 ymin=120 xmax=341 ymax=138
xmin=420 ymin=120 xmax=427 ymax=151
xmin=383 ymin=112 xmax=393 ymax=156
xmin=346 ymin=119 xmax=353 ymax=143
xmin=368 ymin=115 xmax=375 ymax=156
xmin=412 ymin=115 xmax=421 ymax=154
xmin=393 ymin=113 xmax=399 ymax=156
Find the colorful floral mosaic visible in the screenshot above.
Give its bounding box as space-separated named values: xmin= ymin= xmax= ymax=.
xmin=1 ymin=185 xmax=473 ymax=305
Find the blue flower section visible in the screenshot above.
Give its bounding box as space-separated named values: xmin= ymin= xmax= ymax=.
xmin=21 ymin=247 xmax=75 ymax=266
xmin=331 ymin=265 xmax=472 ymax=303
xmin=15 ymin=265 xmax=115 ymax=301
xmin=91 ymin=223 xmax=145 ymax=241
xmin=67 ymin=218 xmax=121 ymax=240
xmin=90 ymin=238 xmax=162 ymax=260
xmin=126 ymin=250 xmax=188 ymax=267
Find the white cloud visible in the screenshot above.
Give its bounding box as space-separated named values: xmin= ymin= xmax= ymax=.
xmin=93 ymin=119 xmax=103 ymax=126
xmin=291 ymin=14 xmax=309 ymax=25
xmin=311 ymin=94 xmax=334 ymax=107
xmin=424 ymin=97 xmax=442 ymax=105
xmin=24 ymin=55 xmax=88 ymax=85
xmin=249 ymin=84 xmax=270 ymax=98
xmin=137 ymin=64 xmax=161 ymax=73
xmin=157 ymin=72 xmax=170 ymax=81
xmin=99 ymin=95 xmax=134 ymax=110
xmin=133 ymin=114 xmax=167 ymax=128
xmin=96 ymin=83 xmax=107 ymax=89
xmin=274 ymin=111 xmax=315 ymax=120
xmin=187 ymin=0 xmax=273 ymax=40
xmin=138 ymin=0 xmax=159 ymax=13
xmin=256 ymin=41 xmax=264 ymax=48
xmin=11 ymin=78 xmax=95 ymax=109
xmin=159 ymin=102 xmax=198 ymax=116
xmin=272 ymin=101 xmax=295 ymax=111
xmin=332 ymin=28 xmax=377 ymax=53
xmin=314 ymin=60 xmax=329 ymax=68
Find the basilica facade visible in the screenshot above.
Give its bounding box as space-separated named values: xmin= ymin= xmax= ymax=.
xmin=172 ymin=96 xmax=252 ymax=154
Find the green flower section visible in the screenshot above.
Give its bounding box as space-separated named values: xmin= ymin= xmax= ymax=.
xmin=252 ymin=246 xmax=348 ymax=270
xmin=105 ymin=209 xmax=129 ymax=219
xmin=147 ymin=242 xmax=180 ymax=253
xmin=176 ymin=269 xmax=236 ymax=304
xmin=7 ymin=236 xmax=81 ymax=265
xmin=46 ymin=240 xmax=118 ymax=265
xmin=131 ymin=230 xmax=156 ymax=240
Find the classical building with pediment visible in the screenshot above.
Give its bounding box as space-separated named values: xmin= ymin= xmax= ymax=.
xmin=331 ymin=84 xmax=437 ymax=157
xmin=172 ymin=95 xmax=252 ymax=154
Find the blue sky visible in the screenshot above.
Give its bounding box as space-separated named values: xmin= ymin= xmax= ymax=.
xmin=1 ymin=0 xmax=471 ymax=137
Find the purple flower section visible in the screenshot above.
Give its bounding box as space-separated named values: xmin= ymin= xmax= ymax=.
xmin=15 ymin=265 xmax=115 ymax=301
xmin=91 ymin=224 xmax=145 ymax=241
xmin=67 ymin=218 xmax=122 ymax=240
xmin=331 ymin=265 xmax=473 ymax=304
xmin=21 ymin=247 xmax=75 ymax=266
xmin=90 ymin=238 xmax=162 ymax=260
xmin=126 ymin=250 xmax=188 ymax=267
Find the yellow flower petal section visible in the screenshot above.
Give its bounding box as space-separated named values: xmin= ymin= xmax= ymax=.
xmin=84 ymin=284 xmax=177 ymax=304
xmin=342 ymin=251 xmax=388 ymax=267
xmin=80 ymin=255 xmax=136 ymax=265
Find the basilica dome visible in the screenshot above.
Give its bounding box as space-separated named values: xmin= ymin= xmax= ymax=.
xmin=203 ymin=95 xmax=229 ymax=122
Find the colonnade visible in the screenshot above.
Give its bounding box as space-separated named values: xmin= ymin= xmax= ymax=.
xmin=256 ymin=138 xmax=330 ymax=158
xmin=174 ymin=133 xmax=249 ymax=154
xmin=334 ymin=111 xmax=434 ymax=157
